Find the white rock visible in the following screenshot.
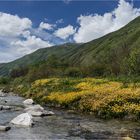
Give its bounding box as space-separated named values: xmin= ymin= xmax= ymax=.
xmin=11 ymin=113 xmax=33 ymax=127
xmin=43 ymin=111 xmax=55 ymax=116
xmin=27 ymin=110 xmax=55 ymax=117
xmin=0 ymin=92 xmax=6 ymax=97
xmin=0 ymin=126 xmax=11 ymax=131
xmin=2 ymin=106 xmax=11 ymax=110
xmin=27 ymin=110 xmax=43 ymax=117
xmin=0 ymin=105 xmax=11 ymax=110
xmin=25 ymin=104 xmax=54 ymax=117
xmin=24 ymin=104 xmax=44 ymax=112
xmin=23 ymin=99 xmax=34 ymax=106
xmin=25 ymin=104 xmax=44 ymax=117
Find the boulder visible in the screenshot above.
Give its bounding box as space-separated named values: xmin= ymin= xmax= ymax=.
xmin=0 ymin=126 xmax=11 ymax=131
xmin=24 ymin=104 xmax=44 ymax=112
xmin=42 ymin=110 xmax=55 ymax=116
xmin=23 ymin=99 xmax=34 ymax=106
xmin=13 ymin=106 xmax=24 ymax=111
xmin=25 ymin=105 xmax=55 ymax=117
xmin=0 ymin=105 xmax=11 ymax=110
xmin=27 ymin=110 xmax=43 ymax=117
xmin=27 ymin=110 xmax=55 ymax=117
xmin=0 ymin=92 xmax=6 ymax=97
xmin=10 ymin=113 xmax=33 ymax=127
xmin=2 ymin=106 xmax=11 ymax=110
xmin=25 ymin=104 xmax=44 ymax=117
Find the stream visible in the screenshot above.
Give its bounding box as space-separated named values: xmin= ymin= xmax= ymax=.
xmin=0 ymin=92 xmax=140 ymax=140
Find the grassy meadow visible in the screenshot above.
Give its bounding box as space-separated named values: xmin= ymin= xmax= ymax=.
xmin=6 ymin=77 xmax=140 ymax=120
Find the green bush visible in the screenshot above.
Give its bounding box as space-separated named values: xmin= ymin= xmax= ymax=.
xmin=64 ymin=67 xmax=82 ymax=77
xmin=0 ymin=77 xmax=10 ymax=84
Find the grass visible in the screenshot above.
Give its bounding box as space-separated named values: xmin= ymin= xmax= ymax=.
xmin=10 ymin=77 xmax=140 ymax=120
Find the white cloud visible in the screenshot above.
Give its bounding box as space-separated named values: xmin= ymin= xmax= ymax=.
xmin=56 ymin=18 xmax=64 ymax=24
xmin=39 ymin=22 xmax=55 ymax=30
xmin=0 ymin=12 xmax=32 ymax=37
xmin=74 ymin=0 xmax=140 ymax=43
xmin=22 ymin=30 xmax=31 ymax=38
xmin=0 ymin=12 xmax=55 ymax=62
xmin=11 ymin=35 xmax=53 ymax=54
xmin=0 ymin=51 xmax=15 ymax=63
xmin=54 ymin=25 xmax=76 ymax=39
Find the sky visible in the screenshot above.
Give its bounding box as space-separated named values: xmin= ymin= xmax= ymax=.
xmin=0 ymin=0 xmax=140 ymax=63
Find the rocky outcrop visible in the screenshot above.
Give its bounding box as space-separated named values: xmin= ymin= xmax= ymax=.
xmin=10 ymin=113 xmax=33 ymax=127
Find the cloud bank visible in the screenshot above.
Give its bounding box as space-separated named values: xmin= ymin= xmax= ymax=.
xmin=0 ymin=13 xmax=54 ymax=62
xmin=74 ymin=0 xmax=140 ymax=43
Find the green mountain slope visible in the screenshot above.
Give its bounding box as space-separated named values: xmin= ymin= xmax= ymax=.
xmin=65 ymin=17 xmax=140 ymax=66
xmin=1 ymin=16 xmax=140 ymax=76
xmin=0 ymin=43 xmax=79 ymax=76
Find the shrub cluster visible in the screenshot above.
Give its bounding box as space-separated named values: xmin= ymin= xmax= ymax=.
xmin=10 ymin=77 xmax=140 ymax=120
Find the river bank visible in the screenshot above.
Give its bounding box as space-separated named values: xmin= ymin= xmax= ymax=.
xmin=0 ymin=91 xmax=140 ymax=140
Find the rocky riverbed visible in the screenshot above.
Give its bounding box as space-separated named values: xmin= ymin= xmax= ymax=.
xmin=0 ymin=91 xmax=140 ymax=140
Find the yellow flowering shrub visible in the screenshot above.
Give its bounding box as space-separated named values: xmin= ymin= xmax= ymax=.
xmin=76 ymin=82 xmax=93 ymax=90
xmin=26 ymin=77 xmax=140 ymax=119
xmin=32 ymin=78 xmax=59 ymax=88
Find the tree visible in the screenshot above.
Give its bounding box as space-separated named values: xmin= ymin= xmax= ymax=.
xmin=64 ymin=67 xmax=82 ymax=77
xmin=10 ymin=66 xmax=28 ymax=78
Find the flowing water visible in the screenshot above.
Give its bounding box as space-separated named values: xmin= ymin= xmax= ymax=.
xmin=0 ymin=92 xmax=140 ymax=140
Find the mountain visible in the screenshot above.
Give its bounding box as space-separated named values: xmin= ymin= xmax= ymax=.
xmin=1 ymin=16 xmax=140 ymax=76
xmin=0 ymin=43 xmax=79 ymax=76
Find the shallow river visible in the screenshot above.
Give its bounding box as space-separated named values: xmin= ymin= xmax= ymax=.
xmin=0 ymin=93 xmax=140 ymax=140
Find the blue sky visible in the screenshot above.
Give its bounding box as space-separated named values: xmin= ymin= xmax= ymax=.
xmin=0 ymin=0 xmax=140 ymax=62
xmin=0 ymin=1 xmax=119 ymax=26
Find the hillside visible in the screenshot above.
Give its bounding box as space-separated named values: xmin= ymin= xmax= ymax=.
xmin=64 ymin=16 xmax=140 ymax=68
xmin=1 ymin=16 xmax=140 ymax=76
xmin=0 ymin=43 xmax=79 ymax=76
